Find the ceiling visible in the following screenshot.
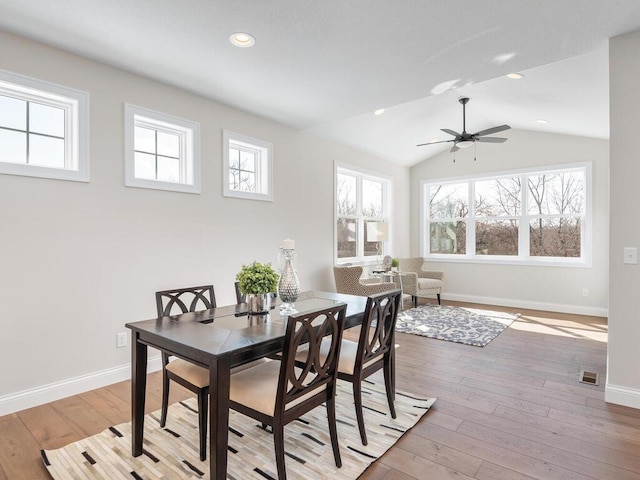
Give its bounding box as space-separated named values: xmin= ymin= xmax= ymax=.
xmin=1 ymin=0 xmax=639 ymax=167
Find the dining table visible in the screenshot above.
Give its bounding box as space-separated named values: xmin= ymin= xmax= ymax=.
xmin=125 ymin=290 xmax=368 ymax=480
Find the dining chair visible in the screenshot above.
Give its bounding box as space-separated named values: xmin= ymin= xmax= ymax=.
xmin=155 ymin=285 xmax=216 ymax=461
xmin=298 ymin=289 xmax=402 ymax=445
xmin=229 ymin=303 xmax=348 ymax=480
xmin=234 ymin=280 xmax=245 ymax=304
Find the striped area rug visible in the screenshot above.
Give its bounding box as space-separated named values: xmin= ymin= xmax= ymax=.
xmin=42 ymin=379 xmax=435 ymax=480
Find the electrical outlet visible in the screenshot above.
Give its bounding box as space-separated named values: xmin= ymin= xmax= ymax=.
xmin=116 ymin=332 xmax=127 ymax=348
xmin=582 ymin=288 xmax=589 ymax=297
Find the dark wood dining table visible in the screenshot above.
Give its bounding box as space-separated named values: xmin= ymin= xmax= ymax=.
xmin=125 ymin=290 xmax=368 ymax=480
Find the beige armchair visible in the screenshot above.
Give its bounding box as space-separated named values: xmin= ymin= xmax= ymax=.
xmin=397 ymin=257 xmax=444 ymax=307
xmin=333 ymin=265 xmax=397 ymax=296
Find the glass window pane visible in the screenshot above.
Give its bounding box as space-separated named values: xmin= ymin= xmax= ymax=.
xmin=476 ymin=220 xmax=519 ymax=256
xmin=0 ymin=95 xmax=26 ymax=130
xmin=29 ymin=135 xmax=65 ymax=168
xmin=528 ymin=171 xmax=585 ymax=215
xmin=134 ymin=126 xmax=156 ymax=154
xmin=429 ymin=183 xmax=468 ymax=220
xmin=530 ymin=218 xmax=581 ymax=257
xmin=157 ymin=131 xmax=180 ymax=158
xmin=337 ymin=218 xmax=357 ymax=258
xmin=0 ymin=129 xmax=27 ymax=164
xmin=364 ymin=220 xmax=381 ymax=257
xmin=362 ymin=179 xmax=383 ymax=217
xmin=238 ymin=172 xmax=255 ymax=191
xmin=157 ymin=155 xmax=180 ymax=183
xmin=29 ymin=102 xmax=65 ymax=137
xmin=134 ymin=152 xmax=156 ymax=180
xmin=229 ymin=148 xmax=240 ymax=169
xmin=475 ymin=177 xmax=521 ymax=217
xmin=429 ymin=221 xmax=466 ymax=254
xmin=337 ymin=173 xmax=357 ymax=215
xmin=239 ymin=150 xmax=256 ymax=172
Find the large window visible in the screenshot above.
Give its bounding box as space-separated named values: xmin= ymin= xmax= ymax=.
xmin=0 ymin=69 xmax=89 ymax=182
xmin=223 ymin=130 xmax=273 ymax=201
xmin=422 ymin=163 xmax=590 ymax=265
xmin=124 ymin=104 xmax=200 ymax=194
xmin=336 ymin=165 xmax=391 ymax=262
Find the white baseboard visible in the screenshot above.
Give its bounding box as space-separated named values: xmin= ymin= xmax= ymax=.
xmin=441 ymin=292 xmax=608 ymax=318
xmin=605 ymin=383 xmax=640 ymax=409
xmin=0 ymin=356 xmax=163 ymax=417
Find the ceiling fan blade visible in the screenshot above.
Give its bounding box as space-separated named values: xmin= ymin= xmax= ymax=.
xmin=450 ymin=144 xmax=460 ymax=153
xmin=473 ymin=124 xmax=511 ymax=136
xmin=441 ymin=128 xmax=460 ymax=137
xmin=477 ymin=137 xmax=508 ymax=143
xmin=416 ymin=139 xmax=453 ymax=147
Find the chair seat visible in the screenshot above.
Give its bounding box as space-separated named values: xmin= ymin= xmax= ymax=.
xmin=166 ymin=359 xmax=209 ymax=388
xmin=167 ymin=358 xmax=270 ymax=389
xmin=295 ymin=339 xmax=377 ymax=376
xmin=417 ymin=277 xmax=443 ymax=293
xmin=230 ymin=360 xmax=321 ymax=416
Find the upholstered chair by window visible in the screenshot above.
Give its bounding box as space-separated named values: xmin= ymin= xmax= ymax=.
xmin=397 ymin=257 xmax=444 ymax=306
xmin=333 ymin=265 xmax=396 ymax=296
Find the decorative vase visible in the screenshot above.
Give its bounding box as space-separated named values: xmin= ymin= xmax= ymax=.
xmin=277 ymin=245 xmax=300 ymax=315
xmin=246 ymin=293 xmax=272 ymax=314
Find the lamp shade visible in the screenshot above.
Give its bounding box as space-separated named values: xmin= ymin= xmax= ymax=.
xmin=367 ymin=221 xmax=389 ymax=242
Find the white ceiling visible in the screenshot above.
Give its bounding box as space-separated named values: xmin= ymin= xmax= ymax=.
xmin=1 ymin=0 xmax=639 ymax=166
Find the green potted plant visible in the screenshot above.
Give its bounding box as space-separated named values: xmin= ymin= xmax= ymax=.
xmin=391 ymin=258 xmax=400 ymax=272
xmin=236 ymin=261 xmax=279 ymax=313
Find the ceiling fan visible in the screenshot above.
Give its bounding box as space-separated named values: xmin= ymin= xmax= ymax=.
xmin=417 ymin=97 xmax=510 ymax=152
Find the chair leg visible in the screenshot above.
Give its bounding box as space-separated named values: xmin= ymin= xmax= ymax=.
xmin=437 ymin=293 xmax=441 ymax=305
xmin=412 ymin=296 xmax=417 ymax=308
xmin=197 ymin=388 xmax=208 ymax=461
xmin=326 ymin=393 xmax=342 ymax=468
xmin=383 ymin=355 xmax=397 ymax=419
xmin=160 ymin=359 xmax=170 ymax=428
xmin=353 ymin=380 xmax=368 ymax=445
xmin=273 ymin=421 xmax=287 ymax=480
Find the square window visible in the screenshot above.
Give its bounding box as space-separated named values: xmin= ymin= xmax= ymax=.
xmin=223 ymin=130 xmax=273 ymax=201
xmin=0 ymin=69 xmax=89 ymax=182
xmin=125 ymin=104 xmax=200 ymax=194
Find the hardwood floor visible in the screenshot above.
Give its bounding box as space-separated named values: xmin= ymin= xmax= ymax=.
xmin=2 ymin=300 xmax=638 ymax=480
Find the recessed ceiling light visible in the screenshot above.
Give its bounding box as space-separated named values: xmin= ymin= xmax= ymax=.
xmin=230 ymin=32 xmax=255 ymax=48
xmin=536 ymin=119 xmax=549 ymax=124
xmin=507 ymin=72 xmax=524 ymax=80
xmin=374 ymin=109 xmax=385 ymax=116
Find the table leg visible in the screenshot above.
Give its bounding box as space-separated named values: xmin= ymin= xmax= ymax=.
xmin=131 ymin=332 xmax=147 ymax=456
xmin=210 ymin=358 xmax=231 ymax=480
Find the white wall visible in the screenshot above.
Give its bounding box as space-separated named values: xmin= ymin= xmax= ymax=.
xmin=410 ymin=129 xmax=609 ymax=316
xmin=607 ymin=29 xmax=640 ymax=409
xmin=0 ymin=30 xmax=411 ymax=414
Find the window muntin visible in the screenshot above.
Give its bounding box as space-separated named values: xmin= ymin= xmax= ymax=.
xmin=0 ymin=69 xmax=89 ymax=182
xmin=422 ymin=164 xmax=590 ymax=265
xmin=223 ymin=130 xmax=273 ymax=201
xmin=124 ymin=104 xmax=200 ymax=194
xmin=336 ymin=166 xmax=391 ymax=263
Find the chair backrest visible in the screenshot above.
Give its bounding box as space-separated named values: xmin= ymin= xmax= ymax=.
xmin=355 ymin=289 xmax=402 ymax=370
xmin=276 ymin=303 xmax=347 ymax=412
xmin=398 ymin=257 xmax=424 ymax=274
xmin=333 ymin=265 xmax=364 ymax=294
xmin=234 ymin=281 xmax=245 ymax=305
xmin=155 ymin=285 xmax=217 ymax=317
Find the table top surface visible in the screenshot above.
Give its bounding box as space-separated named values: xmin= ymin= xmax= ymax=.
xmin=126 ymin=290 xmax=367 ymax=363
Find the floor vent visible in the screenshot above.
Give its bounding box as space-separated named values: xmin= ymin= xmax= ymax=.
xmin=579 ymin=370 xmax=599 ymax=386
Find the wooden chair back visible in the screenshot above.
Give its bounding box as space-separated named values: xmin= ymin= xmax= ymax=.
xmin=356 ymin=289 xmax=402 ymax=371
xmin=155 ymin=285 xmax=216 ymax=317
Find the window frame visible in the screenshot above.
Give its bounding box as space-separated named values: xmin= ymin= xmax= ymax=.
xmin=421 ymin=162 xmax=592 ymax=267
xmin=124 ymin=104 xmax=201 ymax=194
xmin=222 ymin=130 xmax=273 ymax=202
xmin=334 ymin=163 xmax=392 ymax=264
xmin=0 ymin=69 xmax=90 ymax=182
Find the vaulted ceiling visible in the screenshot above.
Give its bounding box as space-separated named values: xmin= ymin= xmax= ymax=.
xmin=1 ymin=0 xmax=640 ymax=166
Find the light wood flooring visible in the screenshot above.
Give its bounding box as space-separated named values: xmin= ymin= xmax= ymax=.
xmin=2 ymin=300 xmax=638 ymax=480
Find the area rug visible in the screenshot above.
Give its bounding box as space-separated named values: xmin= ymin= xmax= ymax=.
xmin=42 ymin=379 xmax=435 ymax=480
xmin=397 ymin=304 xmax=520 ymax=347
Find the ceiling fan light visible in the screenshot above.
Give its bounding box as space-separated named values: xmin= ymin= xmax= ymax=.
xmin=457 ymin=140 xmax=474 ymax=149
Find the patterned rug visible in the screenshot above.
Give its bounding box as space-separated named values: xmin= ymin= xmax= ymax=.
xmin=42 ymin=379 xmax=435 ymax=480
xmin=397 ymin=304 xmax=520 ymax=347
